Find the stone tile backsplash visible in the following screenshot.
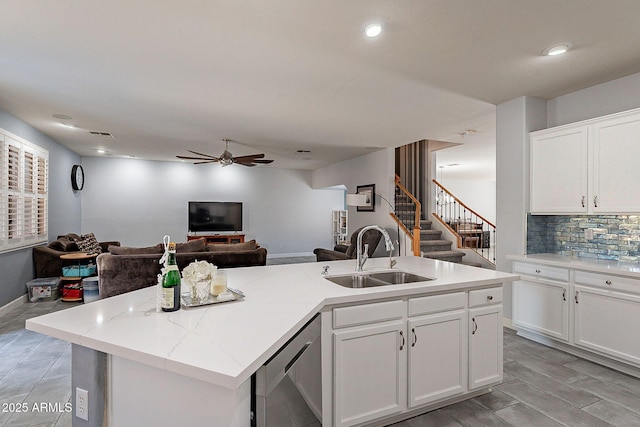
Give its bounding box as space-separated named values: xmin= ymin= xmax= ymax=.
xmin=527 ymin=214 xmax=640 ymax=261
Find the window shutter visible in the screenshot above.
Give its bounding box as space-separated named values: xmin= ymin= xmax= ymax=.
xmin=0 ymin=130 xmax=48 ymax=252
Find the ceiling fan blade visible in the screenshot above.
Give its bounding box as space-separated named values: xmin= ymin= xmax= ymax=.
xmin=186 ymin=149 xmax=219 ymax=160
xmin=194 ymin=160 xmax=218 ymax=165
xmin=233 ymin=153 xmax=265 ymax=162
xmin=176 ymin=155 xmax=216 ymax=161
xmin=252 ymin=159 xmax=274 ymax=164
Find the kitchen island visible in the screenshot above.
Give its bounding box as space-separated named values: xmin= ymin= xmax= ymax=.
xmin=26 ymin=256 xmax=518 ymax=426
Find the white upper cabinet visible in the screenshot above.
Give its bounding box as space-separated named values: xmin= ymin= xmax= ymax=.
xmin=530 ymin=108 xmax=640 ymax=214
xmin=592 ymin=112 xmax=640 ymax=213
xmin=530 ymin=124 xmax=588 ymax=213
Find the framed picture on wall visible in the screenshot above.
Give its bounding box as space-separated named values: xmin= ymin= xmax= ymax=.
xmin=356 ymin=184 xmax=375 ymax=212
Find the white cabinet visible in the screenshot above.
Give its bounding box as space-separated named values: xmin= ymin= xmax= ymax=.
xmin=468 ymin=288 xmax=503 ymax=390
xmin=512 ymin=262 xmax=570 ymax=342
xmin=511 ymin=257 xmax=640 ymax=375
xmin=332 ymin=210 xmax=348 ymax=246
xmin=530 ymin=108 xmax=640 ymax=214
xmin=333 ymin=321 xmax=406 ymax=427
xmin=591 ymin=113 xmax=640 ymax=213
xmin=573 ymin=270 xmax=640 ymax=366
xmin=330 ymin=288 xmax=503 ymax=427
xmin=407 ymin=293 xmax=467 ymax=408
xmin=530 ymin=124 xmax=588 ymax=213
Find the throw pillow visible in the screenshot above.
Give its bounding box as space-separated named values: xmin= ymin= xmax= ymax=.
xmin=175 ymin=238 xmax=207 ymax=253
xmin=76 ymin=233 xmax=102 ymax=254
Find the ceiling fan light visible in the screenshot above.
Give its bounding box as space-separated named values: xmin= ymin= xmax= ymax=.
xmin=364 ymin=23 xmax=383 ymax=38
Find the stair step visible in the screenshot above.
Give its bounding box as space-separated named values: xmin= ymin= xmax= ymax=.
xmin=422 ymin=250 xmax=465 ymax=263
xmin=420 ymin=230 xmax=442 ymax=240
xmin=462 ymin=262 xmax=484 ymax=268
xmin=420 ymin=220 xmax=432 ymax=230
xmin=420 ymin=240 xmax=452 ymax=251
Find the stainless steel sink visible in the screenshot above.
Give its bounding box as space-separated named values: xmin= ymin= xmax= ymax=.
xmin=324 ymin=271 xmax=434 ymax=288
xmin=367 ymin=271 xmax=433 ymax=285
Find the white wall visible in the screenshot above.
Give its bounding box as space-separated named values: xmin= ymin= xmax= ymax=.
xmin=436 ymin=178 xmax=496 ymax=224
xmin=313 ymin=148 xmax=404 ymax=255
xmin=80 ymin=157 xmax=344 ymax=256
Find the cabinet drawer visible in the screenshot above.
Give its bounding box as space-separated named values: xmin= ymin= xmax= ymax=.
xmin=574 ymin=270 xmax=640 ymax=295
xmin=469 ymin=287 xmax=502 ymax=307
xmin=408 ymin=292 xmax=466 ymax=317
xmin=333 ymin=300 xmax=405 ymax=328
xmin=513 ymin=262 xmax=569 ymax=282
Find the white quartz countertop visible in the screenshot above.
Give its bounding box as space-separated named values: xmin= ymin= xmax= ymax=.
xmin=507 ymin=253 xmax=640 ymax=277
xmin=26 ymin=256 xmax=518 ymax=390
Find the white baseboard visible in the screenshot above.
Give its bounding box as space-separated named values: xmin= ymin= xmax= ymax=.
xmin=0 ymin=294 xmax=28 ymax=318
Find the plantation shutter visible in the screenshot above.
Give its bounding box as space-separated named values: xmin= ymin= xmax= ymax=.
xmin=0 ymin=129 xmax=48 ymax=252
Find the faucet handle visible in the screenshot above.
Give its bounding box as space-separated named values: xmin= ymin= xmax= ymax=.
xmin=321 ymin=265 xmax=330 ymax=276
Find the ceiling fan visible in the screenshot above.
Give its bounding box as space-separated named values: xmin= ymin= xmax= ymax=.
xmin=176 ymin=139 xmax=274 ymax=167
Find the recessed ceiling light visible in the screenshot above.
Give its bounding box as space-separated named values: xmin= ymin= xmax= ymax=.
xmin=59 ymin=123 xmax=77 ymax=129
xmin=97 ymin=149 xmax=106 ymax=154
xmin=543 ymin=42 xmax=573 ymax=56
xmin=364 ymin=23 xmax=383 ymax=38
xmin=52 ymin=114 xmax=72 ymax=120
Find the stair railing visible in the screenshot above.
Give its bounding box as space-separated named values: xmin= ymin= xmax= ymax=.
xmin=433 ymin=179 xmax=496 ymax=265
xmin=392 ymin=174 xmax=421 ymax=256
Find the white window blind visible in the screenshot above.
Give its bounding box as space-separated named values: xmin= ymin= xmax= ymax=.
xmin=0 ymin=129 xmax=49 ymax=252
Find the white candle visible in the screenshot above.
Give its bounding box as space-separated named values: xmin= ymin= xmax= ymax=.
xmin=211 ymin=271 xmax=227 ymax=296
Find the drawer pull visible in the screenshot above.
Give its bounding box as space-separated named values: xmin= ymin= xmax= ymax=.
xmin=575 ymin=291 xmax=579 ymax=304
xmin=487 ymin=295 xmax=493 ymax=301
xmin=399 ymin=331 xmax=405 ymax=351
xmin=411 ymin=328 xmax=417 ymax=347
xmin=562 ymin=289 xmax=566 ymax=301
xmin=605 ymin=280 xmax=612 ymax=286
xmin=535 ymin=269 xmax=541 ymax=273
xmin=472 ymin=318 xmax=478 ymax=335
xmin=581 ymin=196 xmax=585 ymax=207
xmin=593 ymin=195 xmax=598 ymax=208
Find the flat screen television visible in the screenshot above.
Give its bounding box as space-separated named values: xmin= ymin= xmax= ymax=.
xmin=188 ymin=201 xmax=243 ymax=233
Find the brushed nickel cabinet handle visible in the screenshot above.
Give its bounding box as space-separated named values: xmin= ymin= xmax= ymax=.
xmin=581 ymin=196 xmax=585 ymax=207
xmin=399 ymin=331 xmax=405 ymax=351
xmin=411 ymin=328 xmax=417 ymax=347
xmin=562 ymin=289 xmax=566 ymax=301
xmin=575 ymin=291 xmax=579 ymax=304
xmin=472 ymin=318 xmax=478 ymax=335
xmin=593 ymin=195 xmax=598 ymax=208
xmin=605 ymin=280 xmax=612 ymax=285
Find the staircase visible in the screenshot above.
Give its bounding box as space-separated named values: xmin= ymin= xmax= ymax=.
xmin=394 ymin=185 xmax=465 ymax=264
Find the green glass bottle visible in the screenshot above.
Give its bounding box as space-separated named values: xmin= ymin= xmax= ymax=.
xmin=161 ymin=242 xmax=181 ymax=312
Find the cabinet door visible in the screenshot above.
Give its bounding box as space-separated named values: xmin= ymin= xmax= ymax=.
xmin=530 ymin=125 xmax=588 ymax=213
xmin=512 ymin=278 xmax=569 ymax=341
xmin=407 ymin=310 xmax=466 ymax=408
xmin=333 ymin=321 xmax=406 ymax=427
xmin=469 ymin=305 xmax=503 ymax=390
xmin=592 ymin=111 xmax=640 ymax=213
xmin=574 ymin=285 xmax=640 ymax=365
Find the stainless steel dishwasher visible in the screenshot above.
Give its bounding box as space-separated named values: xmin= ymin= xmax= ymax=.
xmin=252 ymin=314 xmax=322 ymax=427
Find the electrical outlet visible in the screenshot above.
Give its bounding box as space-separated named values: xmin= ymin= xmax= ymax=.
xmin=76 ymin=387 xmax=89 ymax=421
xmin=585 ymin=228 xmax=594 ymax=240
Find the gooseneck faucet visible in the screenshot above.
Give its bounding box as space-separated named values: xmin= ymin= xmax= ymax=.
xmin=356 ymin=225 xmax=395 ymax=272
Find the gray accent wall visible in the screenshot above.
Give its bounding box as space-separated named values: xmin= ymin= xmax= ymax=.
xmin=79 ymin=156 xmax=344 ymax=255
xmin=0 ymin=110 xmax=81 ymax=308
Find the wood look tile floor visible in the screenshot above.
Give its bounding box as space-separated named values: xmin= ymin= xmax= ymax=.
xmin=2 ymin=257 xmax=640 ymax=426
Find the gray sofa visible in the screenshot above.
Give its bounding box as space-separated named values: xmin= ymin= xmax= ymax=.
xmin=96 ymin=238 xmax=267 ymax=299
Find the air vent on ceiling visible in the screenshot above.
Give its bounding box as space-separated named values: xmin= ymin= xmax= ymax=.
xmin=88 ymin=131 xmax=115 ymax=138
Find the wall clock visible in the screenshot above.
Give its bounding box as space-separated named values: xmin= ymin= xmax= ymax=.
xmin=71 ymin=164 xmax=84 ymax=191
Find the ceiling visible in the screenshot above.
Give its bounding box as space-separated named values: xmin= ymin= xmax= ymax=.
xmin=1 ymin=1 xmax=640 ymax=175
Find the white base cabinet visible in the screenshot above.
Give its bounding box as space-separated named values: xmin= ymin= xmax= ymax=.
xmin=574 ymin=285 xmax=640 ymax=366
xmin=327 ymin=287 xmax=502 ymax=427
xmin=511 ymin=257 xmax=640 ymax=376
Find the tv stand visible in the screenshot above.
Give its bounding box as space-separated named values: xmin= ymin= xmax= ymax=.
xmin=188 ymin=234 xmax=245 ymax=244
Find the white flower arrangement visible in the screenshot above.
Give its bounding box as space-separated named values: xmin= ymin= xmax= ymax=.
xmin=182 ymin=260 xmax=218 ymax=284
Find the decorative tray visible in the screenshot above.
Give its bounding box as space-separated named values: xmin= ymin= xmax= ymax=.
xmin=180 ymin=288 xmax=245 ymax=308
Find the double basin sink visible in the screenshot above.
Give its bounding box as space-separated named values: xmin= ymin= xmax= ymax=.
xmin=325 ymin=270 xmax=434 ymax=288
